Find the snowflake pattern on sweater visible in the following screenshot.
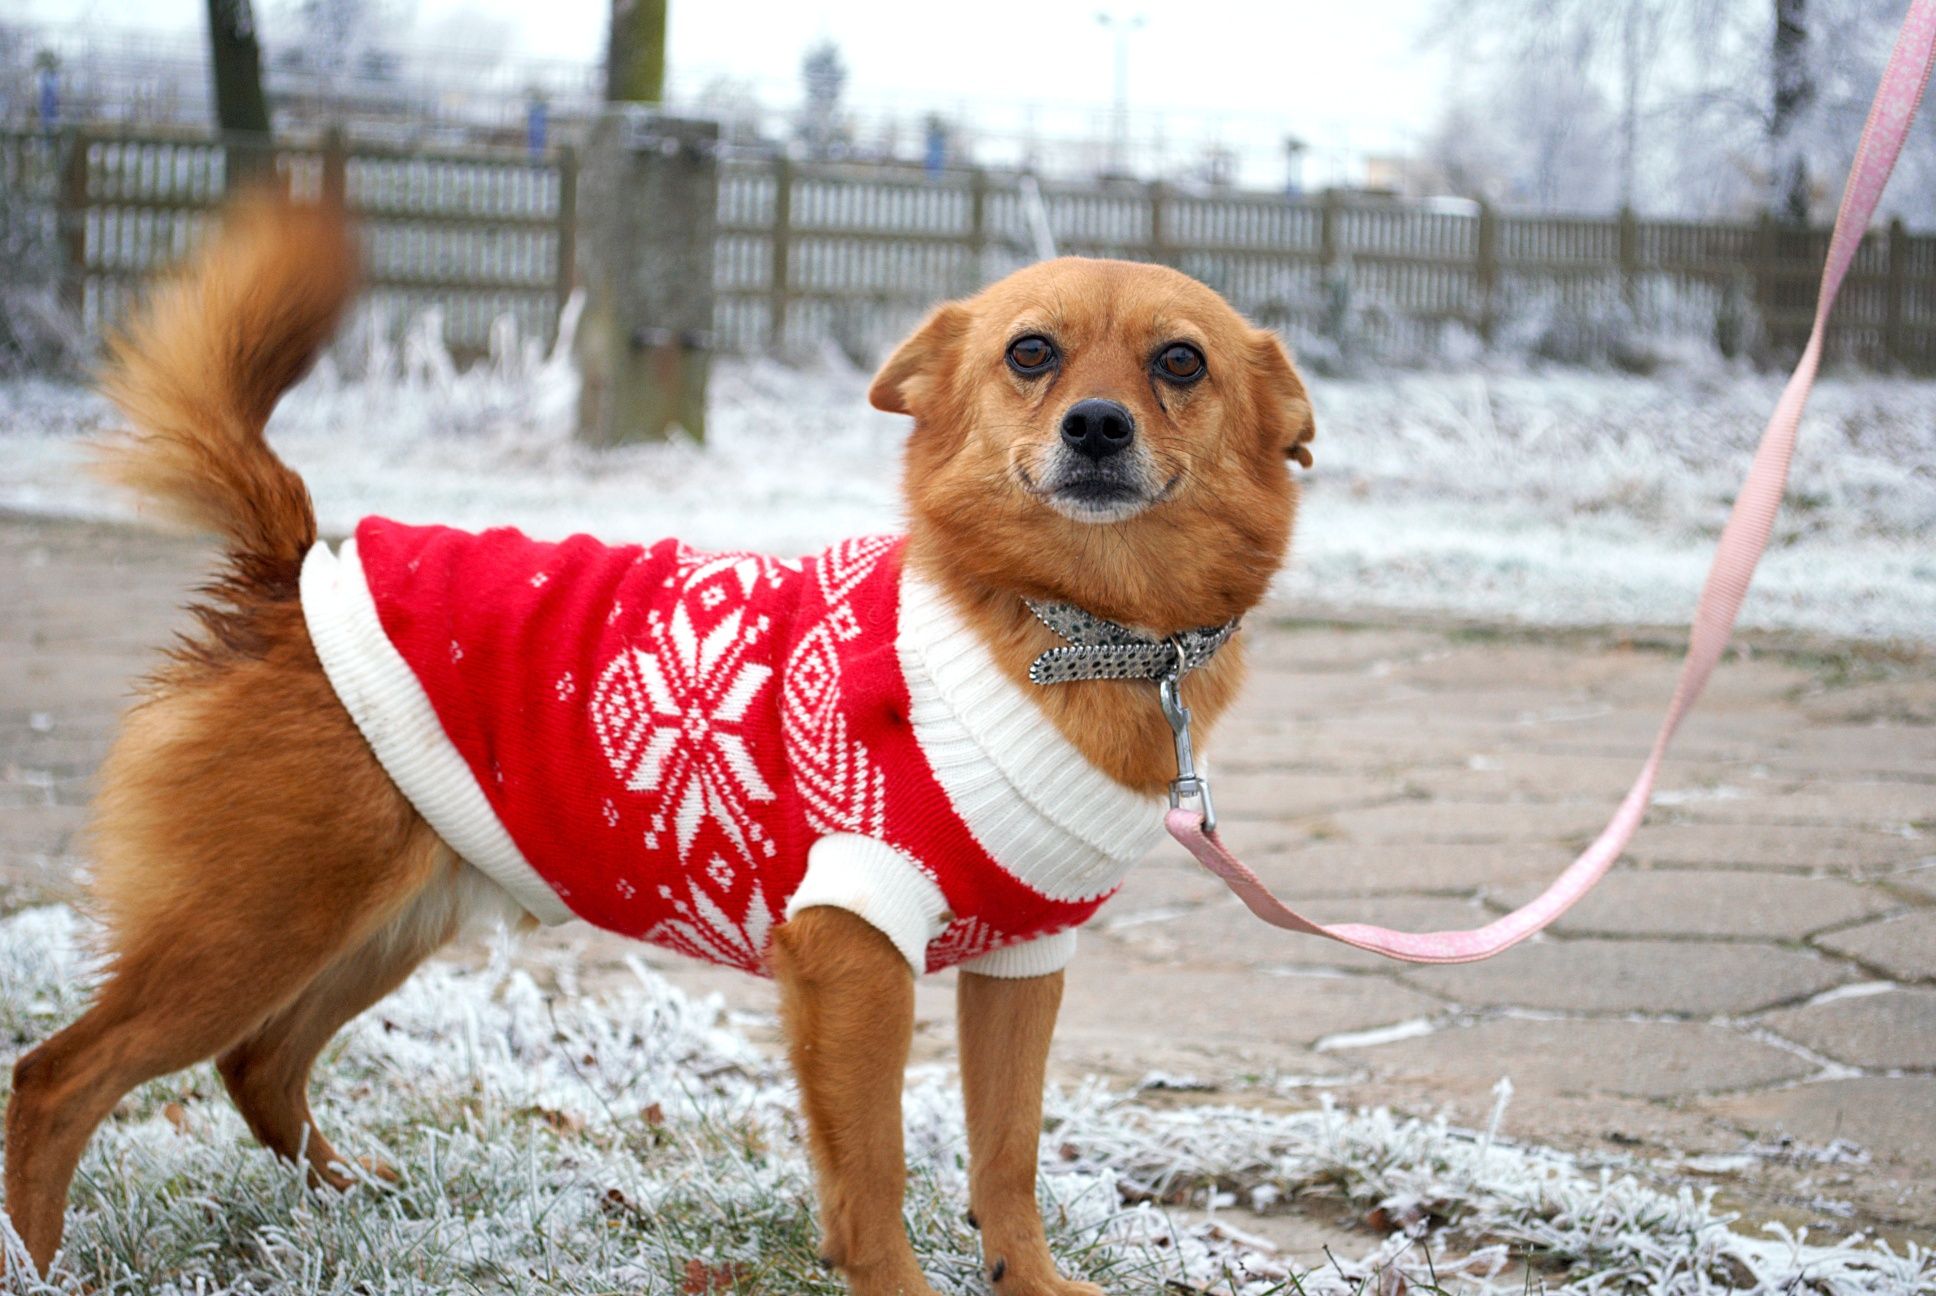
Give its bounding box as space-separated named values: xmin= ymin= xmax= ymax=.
xmin=345 ymin=519 xmax=1110 ymax=975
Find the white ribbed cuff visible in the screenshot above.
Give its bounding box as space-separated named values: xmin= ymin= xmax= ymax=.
xmin=957 ymin=928 xmax=1078 ymax=979
xmin=299 ymin=539 xmax=573 ymax=926
xmin=785 ymin=834 xmax=950 ymax=972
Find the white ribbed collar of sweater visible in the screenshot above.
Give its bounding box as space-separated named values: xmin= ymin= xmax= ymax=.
xmin=895 ymin=571 xmax=1164 ymax=904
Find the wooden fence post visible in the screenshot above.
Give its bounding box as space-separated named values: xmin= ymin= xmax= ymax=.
xmin=769 ymin=155 xmax=792 ymax=351
xmin=575 ymin=110 xmax=719 ymax=446
xmin=224 ymin=130 xmax=276 ymax=194
xmin=55 ymin=127 xmax=88 ymax=324
xmin=1147 ymin=178 xmax=1168 ymax=265
xmin=1475 ymin=198 xmax=1499 ymax=346
xmin=553 ymin=143 xmax=578 ymax=343
xmin=1752 ymin=212 xmax=1779 ymax=363
xmin=965 ymin=165 xmax=987 ymax=293
xmin=320 ymin=125 xmax=347 ymax=207
xmin=1318 ymin=187 xmax=1341 ymax=276
xmin=1618 ymin=205 xmax=1639 ymax=313
xmin=1885 ymin=217 xmax=1907 ymax=369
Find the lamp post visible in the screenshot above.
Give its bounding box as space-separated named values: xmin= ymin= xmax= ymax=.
xmin=1096 ymin=10 xmax=1145 ymax=177
xmin=1284 ymin=135 xmax=1307 ymax=197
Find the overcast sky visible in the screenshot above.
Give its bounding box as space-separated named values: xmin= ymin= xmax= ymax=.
xmin=20 ymin=0 xmax=1450 ymax=159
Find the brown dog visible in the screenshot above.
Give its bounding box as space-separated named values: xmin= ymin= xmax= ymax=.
xmin=2 ymin=194 xmax=1312 ymax=1295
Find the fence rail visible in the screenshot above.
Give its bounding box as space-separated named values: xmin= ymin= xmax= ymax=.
xmin=3 ymin=127 xmax=572 ymax=358
xmin=7 ymin=126 xmax=1935 ymax=372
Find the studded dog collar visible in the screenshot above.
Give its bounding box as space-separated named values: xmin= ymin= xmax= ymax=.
xmin=1024 ymin=598 xmax=1236 ymax=832
xmin=1023 ymin=601 xmax=1240 ymax=686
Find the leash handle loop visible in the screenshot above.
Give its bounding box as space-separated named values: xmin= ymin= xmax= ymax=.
xmin=1169 ymin=0 xmax=1936 ymax=965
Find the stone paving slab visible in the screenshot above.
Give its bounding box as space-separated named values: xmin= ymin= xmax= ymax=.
xmin=1488 ymin=868 xmax=1895 ymax=941
xmin=1813 ymin=910 xmax=1936 ymax=981
xmin=1064 ymin=956 xmax=1447 ymax=1049
xmin=1215 ymin=724 xmax=1508 ymax=769
xmin=1392 ymin=643 xmax=1676 ymax=694
xmin=1193 ymin=839 xmax=1577 ymax=899
xmin=1316 ymin=799 xmax=1622 ymax=844
xmin=1404 ymin=752 xmax=1771 ymax=803
xmin=1622 ymin=821 xmax=1930 ymax=873
xmin=1097 ymin=892 xmax=1493 ymax=974
xmin=1214 ymin=671 xmax=1410 ymax=718
xmin=1194 ymin=771 xmax=1401 ymax=816
xmin=1398 ymin=937 xmax=1852 ymax=1016
xmin=1342 ymin=1017 xmax=1814 ymax=1100
xmin=0 ymin=800 xmax=86 ymax=846
xmin=1672 ymin=781 xmax=1936 ymax=828
xmin=1243 ymin=625 xmax=1448 ymax=671
xmin=1758 ymin=986 xmax=1936 ymax=1070
xmin=1521 ymin=708 xmax=1807 ymax=762
xmin=1894 ymin=863 xmax=1936 ymax=900
xmin=1095 ymin=858 xmax=1232 ymax=915
xmin=1704 ymin=1077 xmax=1936 ymax=1170
xmin=1799 ymin=679 xmax=1936 ymax=726
xmin=1768 ymin=724 xmax=1936 ymax=777
xmin=5 ymin=512 xmax=1934 ymax=1243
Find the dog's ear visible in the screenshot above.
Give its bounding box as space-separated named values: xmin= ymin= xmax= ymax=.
xmin=870 ymin=303 xmax=969 ymax=416
xmin=1248 ymin=331 xmax=1316 ymax=468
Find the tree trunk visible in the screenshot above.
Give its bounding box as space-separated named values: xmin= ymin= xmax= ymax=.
xmin=605 ymin=0 xmax=667 ymax=103
xmin=1770 ymin=0 xmax=1813 ymax=225
xmin=1618 ymin=4 xmax=1640 ymax=212
xmin=206 ymin=0 xmax=272 ymax=182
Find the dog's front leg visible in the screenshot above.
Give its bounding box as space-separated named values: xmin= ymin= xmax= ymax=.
xmin=958 ymin=969 xmax=1102 ymax=1296
xmin=772 ymin=907 xmax=939 ymax=1296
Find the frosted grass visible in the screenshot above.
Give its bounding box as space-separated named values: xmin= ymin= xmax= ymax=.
xmin=0 ymin=905 xmax=1925 ymax=1295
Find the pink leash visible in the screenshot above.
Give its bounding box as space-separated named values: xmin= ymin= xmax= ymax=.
xmin=1166 ymin=0 xmax=1936 ymax=965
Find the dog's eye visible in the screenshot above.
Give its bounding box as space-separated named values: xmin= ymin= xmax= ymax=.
xmin=1156 ymin=344 xmax=1205 ymax=382
xmin=1007 ymin=336 xmax=1056 ymax=374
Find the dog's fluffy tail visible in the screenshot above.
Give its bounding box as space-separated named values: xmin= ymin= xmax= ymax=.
xmin=95 ymin=191 xmax=356 ymax=569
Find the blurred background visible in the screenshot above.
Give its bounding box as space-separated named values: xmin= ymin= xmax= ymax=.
xmin=5 ymin=0 xmax=1934 ymax=370
xmin=2 ymin=2 xmax=1936 ymax=1280
xmin=2 ymin=0 xmax=1933 ymax=639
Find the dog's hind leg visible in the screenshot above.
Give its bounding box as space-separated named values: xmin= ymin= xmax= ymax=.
xmin=3 ymin=651 xmax=445 ymax=1276
xmin=216 ymin=851 xmax=503 ymax=1190
xmin=2 ymin=849 xmax=436 ymax=1275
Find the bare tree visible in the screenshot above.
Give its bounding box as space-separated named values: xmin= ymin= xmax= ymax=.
xmin=606 ymin=0 xmax=667 ymax=102
xmin=1424 ymin=0 xmax=1932 ymax=224
xmin=1427 ymin=0 xmax=1700 ymax=212
xmin=1769 ymin=0 xmax=1816 ymax=224
xmin=207 ymin=0 xmax=271 ymax=136
xmin=795 ymin=40 xmax=849 ymax=161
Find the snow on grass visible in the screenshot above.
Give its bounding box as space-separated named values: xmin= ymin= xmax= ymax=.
xmin=0 ymin=318 xmax=1932 ymax=643
xmin=0 ymin=905 xmax=1926 ymax=1295
xmin=1294 ymin=368 xmax=1936 ymax=643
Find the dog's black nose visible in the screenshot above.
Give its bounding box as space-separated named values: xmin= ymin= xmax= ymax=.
xmin=1060 ymin=398 xmax=1135 ymax=461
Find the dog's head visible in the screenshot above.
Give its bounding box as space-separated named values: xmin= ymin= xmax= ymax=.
xmin=871 ymin=257 xmax=1313 ymax=630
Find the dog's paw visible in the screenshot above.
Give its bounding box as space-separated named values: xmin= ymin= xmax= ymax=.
xmin=984 ymin=1256 xmax=1105 ymax=1296
xmin=1000 ymin=1278 xmax=1105 ymax=1296
xmin=844 ymin=1263 xmax=942 ymax=1296
xmin=316 ymin=1154 xmax=400 ymax=1191
xmin=1021 ymin=1282 xmax=1104 ymax=1296
xmin=355 ymin=1154 xmax=401 ymax=1184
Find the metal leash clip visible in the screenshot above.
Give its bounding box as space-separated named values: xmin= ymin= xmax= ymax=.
xmin=1156 ymin=642 xmax=1216 ymax=834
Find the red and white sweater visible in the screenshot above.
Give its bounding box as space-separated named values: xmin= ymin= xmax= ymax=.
xmin=298 ymin=520 xmax=1161 ymax=978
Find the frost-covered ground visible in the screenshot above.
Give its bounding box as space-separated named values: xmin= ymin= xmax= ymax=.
xmin=0 ymin=905 xmax=1927 ymax=1296
xmin=1 ymin=324 xmax=1932 ymax=643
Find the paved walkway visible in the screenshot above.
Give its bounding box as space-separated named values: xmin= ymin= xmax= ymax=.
xmin=3 ymin=512 xmax=1932 ymax=1250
